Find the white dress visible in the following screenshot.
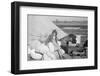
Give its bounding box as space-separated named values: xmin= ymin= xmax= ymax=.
xmin=47 ymin=41 xmax=65 ymax=59
xmin=28 ymin=40 xmax=63 ymax=60
xmin=37 ymin=43 xmax=56 ymax=60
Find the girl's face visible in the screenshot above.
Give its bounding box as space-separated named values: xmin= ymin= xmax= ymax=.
xmin=52 ymin=32 xmax=56 ymax=39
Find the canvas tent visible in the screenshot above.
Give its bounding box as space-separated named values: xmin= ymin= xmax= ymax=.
xmin=27 ymin=15 xmax=67 ymax=45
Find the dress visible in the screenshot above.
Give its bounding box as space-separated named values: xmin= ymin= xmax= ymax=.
xmin=37 ymin=43 xmax=56 ymax=60
xmin=28 ymin=40 xmax=64 ymax=60
xmin=47 ymin=41 xmax=65 ymax=59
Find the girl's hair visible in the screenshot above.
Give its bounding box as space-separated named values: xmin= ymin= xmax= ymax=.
xmin=52 ymin=30 xmax=57 ymax=36
xmin=45 ymin=30 xmax=58 ymax=45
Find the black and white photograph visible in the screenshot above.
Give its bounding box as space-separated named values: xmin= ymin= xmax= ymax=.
xmin=27 ymin=15 xmax=88 ymax=61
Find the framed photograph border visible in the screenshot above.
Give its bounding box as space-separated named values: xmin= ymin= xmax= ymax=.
xmin=11 ymin=1 xmax=98 ymax=74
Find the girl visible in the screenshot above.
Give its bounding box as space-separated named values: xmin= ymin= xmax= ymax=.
xmin=45 ymin=30 xmax=65 ymax=59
